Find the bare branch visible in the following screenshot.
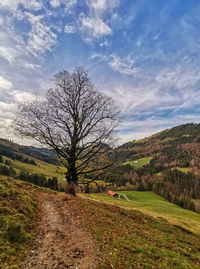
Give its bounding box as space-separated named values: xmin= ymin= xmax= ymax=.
xmin=13 ymin=67 xmax=120 ymax=193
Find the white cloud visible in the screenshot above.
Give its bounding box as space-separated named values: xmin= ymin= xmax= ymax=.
xmin=51 ymin=21 xmax=63 ymax=33
xmin=0 ymin=25 xmax=26 ymax=65
xmin=0 ymin=0 xmax=43 ymax=12
xmin=116 ymin=113 xmax=200 ymax=145
xmin=99 ymin=40 xmax=109 ymax=47
xmin=101 ymin=59 xmax=200 ymax=138
xmin=0 ymin=3 xmax=58 ymax=65
xmin=0 ymin=79 xmax=37 ymax=143
xmin=81 ymin=16 xmax=112 ymax=37
xmin=64 ymin=24 xmax=75 ymax=34
xmin=108 ymin=54 xmax=139 ymax=76
xmin=0 ymin=76 xmax=13 ymax=90
xmin=63 ymin=0 xmax=77 ymax=12
xmin=50 ymin=0 xmax=60 ymax=8
xmin=87 ymin=0 xmax=119 ymax=15
xmin=80 ymin=0 xmax=119 ymax=39
xmin=26 ymin=13 xmax=57 ymax=55
xmin=14 ymin=91 xmax=36 ymax=103
xmin=50 ymin=0 xmax=77 ymax=12
xmin=0 ymin=15 xmax=44 ymax=68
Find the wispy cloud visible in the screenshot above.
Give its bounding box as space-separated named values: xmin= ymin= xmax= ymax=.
xmin=50 ymin=0 xmax=77 ymax=12
xmin=108 ymin=54 xmax=139 ymax=76
xmin=0 ymin=0 xmax=43 ymax=13
xmin=81 ymin=16 xmax=112 ymax=38
xmin=26 ymin=13 xmax=57 ymax=55
xmin=0 ymin=0 xmax=200 ymax=145
xmin=0 ymin=75 xmax=37 ymax=143
xmin=80 ymin=0 xmax=119 ymax=39
xmin=0 ymin=76 xmax=13 ymax=90
xmin=64 ymin=24 xmax=76 ymax=34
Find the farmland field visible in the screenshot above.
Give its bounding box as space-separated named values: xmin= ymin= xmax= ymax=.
xmin=2 ymin=155 xmax=65 ymax=182
xmin=76 ymin=192 xmax=200 ymax=268
xmin=123 ymin=157 xmax=152 ymax=168
xmin=80 ymin=191 xmax=200 ymax=234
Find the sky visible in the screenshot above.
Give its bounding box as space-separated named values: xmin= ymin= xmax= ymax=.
xmin=1 ymin=0 xmax=200 ymax=145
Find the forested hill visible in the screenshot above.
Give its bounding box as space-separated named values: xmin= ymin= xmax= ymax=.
xmin=108 ymin=123 xmax=200 ymax=213
xmin=0 ymin=138 xmax=59 ymax=165
xmin=114 ymin=123 xmax=200 ymax=165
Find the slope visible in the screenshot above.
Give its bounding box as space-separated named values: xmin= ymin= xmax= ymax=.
xmin=80 ymin=191 xmax=200 ymax=234
xmin=71 ymin=195 xmax=200 ymax=269
xmin=0 ymin=175 xmax=51 ymax=268
xmin=109 ymin=123 xmax=200 ymax=213
xmin=0 ymin=176 xmax=100 ymax=269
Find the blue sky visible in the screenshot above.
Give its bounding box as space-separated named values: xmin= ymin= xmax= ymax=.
xmin=1 ymin=0 xmax=200 ymax=145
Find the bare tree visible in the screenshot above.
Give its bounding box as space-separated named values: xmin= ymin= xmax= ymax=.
xmin=13 ymin=67 xmax=119 ymax=194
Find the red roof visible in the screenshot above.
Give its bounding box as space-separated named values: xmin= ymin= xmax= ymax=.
xmin=108 ymin=190 xmax=117 ymax=196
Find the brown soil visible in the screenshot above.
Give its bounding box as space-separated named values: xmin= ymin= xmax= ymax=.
xmin=22 ymin=193 xmax=100 ymax=269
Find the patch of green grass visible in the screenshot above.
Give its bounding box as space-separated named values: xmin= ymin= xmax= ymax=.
xmin=3 ymin=156 xmax=65 ymax=182
xmin=133 ymin=130 xmax=166 ymax=144
xmin=123 ymin=156 xmax=152 ymax=168
xmin=172 ymin=167 xmax=192 ymax=173
xmin=80 ymin=191 xmax=200 ymax=234
xmin=156 ymin=172 xmax=162 ymax=176
xmin=71 ymin=197 xmax=200 ymax=269
xmin=159 ymin=137 xmax=175 ymax=143
xmin=0 ymin=175 xmax=50 ymax=269
xmin=182 ymin=134 xmax=190 ymax=137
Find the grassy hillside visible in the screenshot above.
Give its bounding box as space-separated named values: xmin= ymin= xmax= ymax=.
xmin=0 ymin=175 xmax=53 ymax=269
xmin=123 ymin=157 xmax=152 ymax=168
xmin=108 ymin=123 xmax=200 ymax=213
xmin=80 ymin=191 xmax=200 ymax=234
xmin=0 ymin=138 xmax=59 ymax=165
xmin=2 ymin=155 xmax=65 ymax=182
xmin=71 ymin=196 xmax=200 ymax=269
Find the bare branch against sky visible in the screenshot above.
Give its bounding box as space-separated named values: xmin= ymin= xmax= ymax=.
xmin=1 ymin=1 xmax=200 ymax=144
xmin=13 ymin=67 xmax=120 ymax=193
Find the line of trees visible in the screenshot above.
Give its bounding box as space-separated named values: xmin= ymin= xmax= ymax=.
xmin=0 ymin=160 xmax=59 ymax=191
xmin=0 ymin=164 xmax=16 ymax=177
xmin=0 ymin=148 xmax=36 ymax=165
xmin=18 ymin=170 xmax=59 ymax=191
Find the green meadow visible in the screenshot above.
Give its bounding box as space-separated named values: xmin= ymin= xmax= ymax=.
xmin=123 ymin=157 xmax=152 ymax=168
xmin=80 ymin=191 xmax=200 ymax=234
xmin=2 ymin=155 xmax=65 ymax=182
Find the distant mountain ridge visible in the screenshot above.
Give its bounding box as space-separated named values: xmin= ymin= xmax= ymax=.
xmin=0 ymin=138 xmax=59 ymax=165
xmin=108 ymin=123 xmax=200 ymax=213
xmin=114 ymin=123 xmax=200 ymax=164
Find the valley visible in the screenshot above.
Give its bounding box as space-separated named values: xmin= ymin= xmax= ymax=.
xmin=80 ymin=191 xmax=200 ymax=234
xmin=1 ymin=175 xmax=200 ymax=269
xmin=1 ymin=124 xmax=200 ymax=268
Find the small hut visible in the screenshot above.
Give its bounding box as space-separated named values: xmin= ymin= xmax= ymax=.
xmin=107 ymin=190 xmax=119 ymax=198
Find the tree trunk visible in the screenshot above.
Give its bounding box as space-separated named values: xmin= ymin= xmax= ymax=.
xmin=66 ymin=160 xmax=78 ymax=196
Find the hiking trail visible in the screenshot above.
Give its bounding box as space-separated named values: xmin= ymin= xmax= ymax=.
xmin=23 ymin=193 xmax=99 ymax=269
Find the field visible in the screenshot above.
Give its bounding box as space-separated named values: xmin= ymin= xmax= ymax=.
xmin=80 ymin=191 xmax=200 ymax=234
xmin=172 ymin=167 xmax=192 ymax=173
xmin=123 ymin=157 xmax=152 ymax=168
xmin=1 ymin=175 xmax=200 ymax=268
xmin=2 ymin=155 xmax=65 ymax=182
xmin=73 ymin=195 xmax=200 ymax=269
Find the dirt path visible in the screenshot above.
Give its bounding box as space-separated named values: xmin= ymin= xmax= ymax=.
xmin=23 ymin=193 xmax=99 ymax=269
xmin=118 ymin=193 xmax=133 ymax=202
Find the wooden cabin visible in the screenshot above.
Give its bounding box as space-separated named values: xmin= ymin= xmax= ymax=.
xmin=107 ymin=190 xmax=119 ymax=198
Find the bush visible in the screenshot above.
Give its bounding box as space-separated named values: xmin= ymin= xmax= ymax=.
xmin=1 ymin=216 xmax=27 ymax=244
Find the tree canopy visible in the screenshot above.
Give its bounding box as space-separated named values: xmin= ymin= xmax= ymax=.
xmin=13 ymin=67 xmax=119 ymax=193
